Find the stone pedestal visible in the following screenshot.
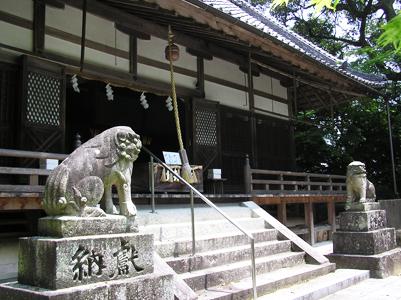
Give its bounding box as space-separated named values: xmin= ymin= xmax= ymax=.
xmin=328 ymin=202 xmax=401 ymax=278
xmin=0 ymin=215 xmax=173 ymax=299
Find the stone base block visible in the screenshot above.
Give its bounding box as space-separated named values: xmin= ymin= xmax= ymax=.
xmin=38 ymin=215 xmax=138 ymax=238
xmin=0 ymin=272 xmax=173 ymax=300
xmin=18 ymin=233 xmax=153 ymax=290
xmin=348 ymin=202 xmax=380 ymax=211
xmin=333 ymin=228 xmax=396 ymax=255
xmin=339 ymin=210 xmax=386 ymax=232
xmin=327 ymin=247 xmax=401 ymax=278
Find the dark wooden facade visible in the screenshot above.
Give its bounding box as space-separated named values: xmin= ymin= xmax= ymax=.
xmin=0 ymin=0 xmax=381 ymax=194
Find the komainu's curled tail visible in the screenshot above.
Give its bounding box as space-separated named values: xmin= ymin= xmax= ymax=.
xmin=43 ymin=164 xmax=69 ymax=216
xmin=43 ymin=164 xmax=105 ymax=217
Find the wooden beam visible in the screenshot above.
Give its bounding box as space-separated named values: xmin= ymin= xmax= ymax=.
xmin=239 ymin=63 xmax=260 ymax=77
xmin=0 ymin=196 xmax=42 ymax=210
xmin=33 ymin=0 xmax=46 ymax=54
xmin=313 ymin=91 xmax=330 ymax=110
xmin=65 ymin=0 xmax=209 ymax=53
xmin=43 ymin=0 xmax=65 ymax=8
xmin=186 ymin=48 xmax=213 ymax=60
xmin=65 ymin=62 xmax=202 ymax=97
xmin=252 ymin=59 xmax=367 ymax=97
xmin=115 ymin=23 xmax=151 ymax=40
xmin=64 ymin=0 xmax=251 ymax=68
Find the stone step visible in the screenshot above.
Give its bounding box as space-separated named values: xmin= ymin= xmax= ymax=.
xmin=180 ymin=251 xmax=305 ymax=291
xmin=258 ymin=269 xmax=369 ymax=300
xmin=197 ymin=262 xmax=336 ymax=299
xmin=155 ymin=228 xmax=279 ymax=258
xmin=166 ymin=240 xmax=292 ymax=273
xmin=137 ymin=203 xmax=253 ymax=226
xmin=141 ymin=217 xmax=268 ymax=242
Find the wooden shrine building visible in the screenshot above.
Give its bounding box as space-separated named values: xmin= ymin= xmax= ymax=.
xmin=0 ymin=0 xmax=387 ymax=241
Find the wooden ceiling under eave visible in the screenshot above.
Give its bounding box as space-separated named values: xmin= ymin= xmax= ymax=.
xmin=95 ymin=0 xmax=374 ymax=111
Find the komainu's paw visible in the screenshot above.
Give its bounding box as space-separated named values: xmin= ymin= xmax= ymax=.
xmin=81 ymin=206 xmax=107 ymax=217
xmin=120 ymin=201 xmax=137 ymax=217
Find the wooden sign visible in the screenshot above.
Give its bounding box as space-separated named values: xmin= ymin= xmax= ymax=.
xmin=131 ymin=163 xmax=203 ymax=192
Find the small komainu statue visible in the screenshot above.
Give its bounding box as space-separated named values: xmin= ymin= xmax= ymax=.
xmin=345 ymin=161 xmax=376 ymax=210
xmin=42 ymin=126 xmax=142 ymax=217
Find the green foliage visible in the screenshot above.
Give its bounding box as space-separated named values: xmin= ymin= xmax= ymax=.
xmin=377 ymin=13 xmax=401 ymax=53
xmin=292 ymin=18 xmax=344 ymax=56
xmin=295 ymin=96 xmax=401 ymax=198
xmin=250 ymin=0 xmax=401 ymax=197
xmin=270 ymin=0 xmax=338 ymax=11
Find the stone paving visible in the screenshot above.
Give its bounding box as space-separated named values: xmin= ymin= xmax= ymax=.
xmin=321 ymin=275 xmax=401 ymax=300
xmin=315 ymin=241 xmax=401 ymax=300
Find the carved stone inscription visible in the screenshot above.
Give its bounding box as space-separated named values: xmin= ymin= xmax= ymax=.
xmin=70 ymin=239 xmax=144 ymax=282
xmin=110 ymin=239 xmax=144 ymax=278
xmin=71 ymin=246 xmax=106 ymax=281
xmin=17 ymin=233 xmax=153 ymax=290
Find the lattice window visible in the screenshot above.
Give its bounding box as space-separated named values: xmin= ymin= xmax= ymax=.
xmin=26 ymin=71 xmax=61 ymax=126
xmin=194 ymin=109 xmax=217 ymax=146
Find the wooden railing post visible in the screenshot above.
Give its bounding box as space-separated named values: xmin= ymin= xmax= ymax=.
xmin=329 ymin=176 xmax=333 ymax=191
xmin=304 ymin=201 xmax=315 ymax=245
xmin=244 ymin=154 xmax=252 ymax=194
xmin=327 ymin=199 xmax=336 ymax=238
xmin=29 ymin=175 xmax=38 ymax=185
xmin=278 ymin=201 xmax=287 ymax=225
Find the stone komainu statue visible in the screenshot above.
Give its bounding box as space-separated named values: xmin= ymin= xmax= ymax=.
xmin=345 ymin=161 xmax=376 ymax=210
xmin=42 ymin=126 xmax=141 ymax=217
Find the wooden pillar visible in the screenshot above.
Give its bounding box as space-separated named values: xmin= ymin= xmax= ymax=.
xmin=247 ymin=51 xmax=257 ymax=167
xmin=196 ymin=56 xmax=205 ymax=97
xmin=33 ymin=0 xmax=46 ymax=54
xmin=129 ymin=35 xmax=138 ymax=79
xmin=80 ymin=0 xmax=87 ymax=72
xmin=244 ymin=154 xmax=252 ymax=194
xmin=278 ymin=202 xmax=287 ymax=225
xmin=304 ymin=201 xmax=315 ymax=245
xmin=292 ymin=75 xmax=298 ymax=115
xmin=327 ymin=199 xmax=336 ymax=238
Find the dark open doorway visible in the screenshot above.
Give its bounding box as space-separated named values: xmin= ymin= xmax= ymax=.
xmin=65 ymin=78 xmax=187 ymax=163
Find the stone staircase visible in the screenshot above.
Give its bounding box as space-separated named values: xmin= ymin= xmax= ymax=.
xmin=137 ymin=203 xmax=369 ymax=299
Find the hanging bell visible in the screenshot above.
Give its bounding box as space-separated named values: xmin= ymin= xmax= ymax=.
xmin=165 ymin=43 xmax=180 ymax=61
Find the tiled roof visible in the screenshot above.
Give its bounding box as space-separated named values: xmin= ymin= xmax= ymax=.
xmin=199 ymin=0 xmax=387 ymax=88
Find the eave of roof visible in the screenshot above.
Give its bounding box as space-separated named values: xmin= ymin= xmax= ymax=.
xmin=187 ymin=0 xmax=387 ymax=90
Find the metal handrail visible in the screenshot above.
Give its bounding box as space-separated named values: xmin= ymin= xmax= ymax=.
xmin=142 ymin=146 xmax=257 ymax=299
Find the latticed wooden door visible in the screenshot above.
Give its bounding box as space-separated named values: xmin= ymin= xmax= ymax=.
xmin=0 ymin=62 xmax=18 ymax=183
xmin=192 ymin=98 xmax=221 ymax=170
xmin=0 ymin=62 xmax=18 ymax=151
xmin=220 ymin=107 xmax=252 ymax=193
xmin=19 ymin=56 xmax=66 ymax=154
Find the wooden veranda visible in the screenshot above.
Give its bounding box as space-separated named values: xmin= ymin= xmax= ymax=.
xmin=0 ymin=147 xmax=346 ymax=244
